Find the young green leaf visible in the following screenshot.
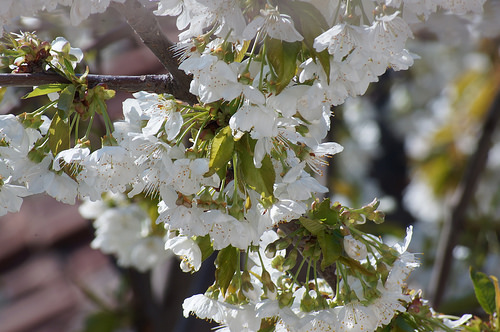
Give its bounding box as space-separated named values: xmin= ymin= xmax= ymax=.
xmin=317 ymin=230 xmax=342 ymax=270
xmin=470 ymin=267 xmax=496 ymax=315
xmin=491 ymin=275 xmax=500 ymax=318
xmin=265 ymin=38 xmax=300 ymax=94
xmin=215 ymin=246 xmax=239 ymax=296
xmin=395 ymin=313 xmax=419 ymax=332
xmin=195 ymin=234 xmax=214 ymax=262
xmin=235 ymin=40 xmax=250 ymax=63
xmin=284 ymin=0 xmax=331 ymax=80
xmin=235 ymin=135 xmax=275 ymax=199
xmin=63 ymin=57 xmax=76 ymax=77
xmin=208 ymin=125 xmax=234 ymax=176
xmin=22 ymin=83 xmax=68 ymax=99
xmin=311 ymin=198 xmax=339 ymax=226
xmin=57 ymin=84 xmax=76 ymax=114
xmin=299 ymin=216 xmax=326 ymax=236
xmin=48 ymin=112 xmax=70 ymax=156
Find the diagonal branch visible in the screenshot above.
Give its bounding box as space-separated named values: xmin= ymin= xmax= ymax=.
xmin=0 ymin=72 xmax=181 ymax=94
xmin=111 ymin=0 xmax=196 ymax=104
xmin=428 ymin=86 xmax=500 ymax=309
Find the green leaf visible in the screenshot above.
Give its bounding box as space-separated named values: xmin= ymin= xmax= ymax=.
xmin=57 ymin=84 xmax=76 ymax=114
xmin=299 ymin=216 xmax=326 ymax=236
xmin=235 ymin=40 xmax=250 ymax=63
xmin=63 ymin=57 xmax=76 ymax=77
xmin=317 ymin=231 xmax=342 ymax=270
xmin=194 ymin=234 xmax=214 ymax=262
xmin=236 ymin=135 xmax=275 ymax=199
xmin=48 ymin=112 xmax=70 ymax=156
xmin=282 ymin=1 xmax=329 ymax=45
xmin=338 ymin=256 xmax=376 ymax=277
xmin=491 ymin=275 xmax=500 ymax=318
xmin=470 ymin=267 xmax=496 ymax=315
xmin=215 ymin=246 xmax=238 ymax=296
xmin=311 ymin=198 xmax=339 ymax=226
xmin=22 ymin=83 xmax=68 ymax=99
xmin=316 ymin=50 xmax=331 ymax=83
xmin=394 ymin=313 xmax=419 ymax=332
xmin=281 ymin=1 xmax=330 ymax=80
xmin=208 ymin=125 xmax=234 ymax=176
xmin=93 ymin=84 xmax=116 ymax=100
xmin=265 ymin=38 xmax=300 ymax=94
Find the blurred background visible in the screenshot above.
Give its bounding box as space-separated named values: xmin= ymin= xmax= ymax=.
xmin=1 ymin=1 xmax=500 ymax=331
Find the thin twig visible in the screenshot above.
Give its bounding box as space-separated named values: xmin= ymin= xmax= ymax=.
xmin=429 ymin=86 xmax=500 ymax=308
xmin=111 ymin=0 xmax=196 ymax=104
xmin=279 ymin=221 xmax=337 ymax=290
xmin=0 ymin=72 xmax=180 ymax=94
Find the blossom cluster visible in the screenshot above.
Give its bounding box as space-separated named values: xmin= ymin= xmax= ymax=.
xmin=0 ymin=0 xmax=488 ymax=331
xmin=183 ymin=226 xmax=419 ymax=331
xmin=0 ymin=0 xmax=125 ymax=33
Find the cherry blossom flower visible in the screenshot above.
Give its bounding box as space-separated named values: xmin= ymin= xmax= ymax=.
xmin=78 ymin=146 xmax=137 ymax=198
xmin=165 ymin=235 xmax=202 ymax=272
xmin=89 ymin=202 xmax=170 ymax=272
xmin=243 ymin=7 xmax=303 ymax=42
xmin=0 ymin=178 xmax=29 ymax=216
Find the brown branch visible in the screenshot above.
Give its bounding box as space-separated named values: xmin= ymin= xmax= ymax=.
xmin=428 ymin=86 xmax=500 ymax=309
xmin=0 ymin=72 xmax=182 ymax=94
xmin=111 ymin=0 xmax=196 ymax=104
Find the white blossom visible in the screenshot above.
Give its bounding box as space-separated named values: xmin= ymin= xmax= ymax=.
xmin=243 ymin=8 xmax=303 ymax=42
xmin=0 ymin=179 xmax=29 ymax=216
xmin=90 ymin=203 xmax=170 ymax=272
xmin=165 ymin=235 xmax=202 ymax=272
xmin=78 ymin=146 xmax=137 ymax=197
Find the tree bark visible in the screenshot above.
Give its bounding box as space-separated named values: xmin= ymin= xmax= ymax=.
xmin=111 ymin=0 xmax=196 ymax=104
xmin=0 ymin=72 xmax=182 ymax=94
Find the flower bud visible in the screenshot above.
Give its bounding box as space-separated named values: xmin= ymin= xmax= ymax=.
xmin=271 ymin=255 xmax=285 ymax=272
xmin=300 ymin=290 xmax=315 ymax=312
xmin=276 ymin=237 xmax=292 ymax=250
xmin=343 ymin=235 xmax=368 ymax=261
xmin=283 ymin=250 xmax=298 ymax=271
xmin=278 ymin=290 xmax=294 ymax=308
xmin=241 ymin=283 xmax=259 ymax=302
xmin=265 ymin=242 xmax=277 ymax=258
xmin=262 ymin=270 xmax=277 ymax=300
xmin=377 ymin=262 xmax=390 ymax=282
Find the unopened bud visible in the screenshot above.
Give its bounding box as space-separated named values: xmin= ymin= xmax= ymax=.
xmin=278 ymin=291 xmax=294 ymax=308
xmin=300 ymin=291 xmax=315 ymax=312
xmin=271 ymin=255 xmax=285 ymax=272
xmin=377 ymin=262 xmax=390 ymax=282
xmin=283 ymin=250 xmax=298 ymax=271
xmin=372 ymin=211 xmax=385 ymax=224
xmin=343 ymin=235 xmax=368 ymax=261
xmin=265 ymin=282 xmax=277 ymax=300
xmin=265 ymin=242 xmax=277 ymax=259
xmin=276 ymin=237 xmax=291 ymax=251
xmin=261 ymin=270 xmax=277 ymax=300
